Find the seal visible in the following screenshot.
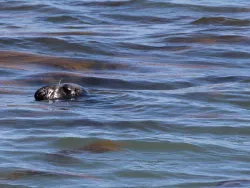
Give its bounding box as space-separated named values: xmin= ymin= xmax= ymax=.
xmin=34 ymin=83 xmax=87 ymax=101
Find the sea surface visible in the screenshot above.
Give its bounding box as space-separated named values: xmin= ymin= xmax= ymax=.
xmin=1 ymin=0 xmax=250 ymax=187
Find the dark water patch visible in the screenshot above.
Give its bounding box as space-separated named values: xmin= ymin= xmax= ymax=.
xmin=218 ymin=93 xmax=250 ymax=110
xmin=216 ymin=51 xmax=250 ymax=59
xmin=0 ymin=38 xmax=23 ymax=46
xmin=111 ymin=1 xmax=250 ymax=13
xmin=195 ymin=5 xmax=250 ymax=13
xmin=124 ymin=140 xmax=201 ymax=152
xmin=79 ymin=76 xmax=194 ymax=90
xmin=0 ymin=1 xmax=48 ymax=11
xmin=174 ymin=181 xmax=218 ymax=188
xmin=194 ymin=75 xmax=249 ymax=84
xmin=0 ymin=88 xmax=26 ymax=95
xmin=0 ymin=184 xmax=29 ymax=188
xmin=192 ymin=17 xmax=250 ymax=26
xmin=6 ymin=71 xmax=194 ymax=90
xmin=167 ymin=35 xmax=249 ymax=44
xmin=116 ymin=169 xmax=165 ymax=179
xmin=42 ymin=13 xmax=110 ymax=25
xmin=56 ymin=136 xmax=208 ymax=153
xmin=165 ymin=2 xmax=250 ymax=13
xmin=168 ymin=124 xmax=250 ymax=136
xmin=81 ymin=0 xmax=245 ymax=14
xmin=45 ymin=153 xmax=82 ymax=165
xmin=1 ymin=31 xmax=97 ymax=37
xmin=164 ymin=46 xmax=191 ymax=52
xmin=53 ymin=73 xmax=193 ymax=89
xmin=0 ymin=169 xmax=96 ymax=180
xmin=44 ymin=15 xmax=82 ymax=24
xmin=103 ymin=14 xmax=169 ymax=24
xmin=0 ymin=69 xmax=19 ymax=77
xmin=5 ymin=25 xmax=22 ymax=29
xmin=0 ymin=51 xmax=128 ymax=71
xmin=63 ymin=25 xmax=88 ymax=29
xmin=74 ymin=0 xmax=136 ymax=7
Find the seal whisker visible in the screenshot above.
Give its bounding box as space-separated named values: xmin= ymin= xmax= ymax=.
xmin=58 ymin=79 xmax=63 ymax=86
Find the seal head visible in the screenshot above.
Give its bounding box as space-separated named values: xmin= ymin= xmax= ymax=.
xmin=34 ymin=83 xmax=87 ymax=101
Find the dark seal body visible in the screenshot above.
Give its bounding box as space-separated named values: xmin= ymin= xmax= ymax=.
xmin=34 ymin=83 xmax=87 ymax=101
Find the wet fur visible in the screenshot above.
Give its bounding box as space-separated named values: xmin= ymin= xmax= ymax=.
xmin=34 ymin=83 xmax=87 ymax=101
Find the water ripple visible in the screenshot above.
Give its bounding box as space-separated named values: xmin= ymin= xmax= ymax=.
xmin=1 ymin=0 xmax=250 ymax=187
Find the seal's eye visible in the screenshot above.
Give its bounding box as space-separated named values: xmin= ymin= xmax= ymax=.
xmin=63 ymin=86 xmax=72 ymax=93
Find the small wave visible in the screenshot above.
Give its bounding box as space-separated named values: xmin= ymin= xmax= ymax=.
xmin=31 ymin=37 xmax=88 ymax=51
xmin=192 ymin=17 xmax=250 ymax=26
xmin=216 ymin=179 xmax=250 ymax=187
xmin=0 ymin=1 xmax=72 ymax=15
xmin=26 ymin=37 xmax=115 ymax=56
xmin=118 ymin=42 xmax=190 ymax=51
xmin=44 ymin=31 xmax=95 ymax=36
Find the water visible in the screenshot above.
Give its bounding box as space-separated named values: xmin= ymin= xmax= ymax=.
xmin=1 ymin=0 xmax=250 ymax=187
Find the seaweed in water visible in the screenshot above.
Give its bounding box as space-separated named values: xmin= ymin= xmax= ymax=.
xmin=59 ymin=140 xmax=122 ymax=154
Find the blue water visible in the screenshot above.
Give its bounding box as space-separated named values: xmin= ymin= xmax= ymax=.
xmin=1 ymin=0 xmax=250 ymax=187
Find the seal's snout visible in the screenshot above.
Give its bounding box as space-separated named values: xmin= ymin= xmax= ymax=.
xmin=34 ymin=83 xmax=87 ymax=101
